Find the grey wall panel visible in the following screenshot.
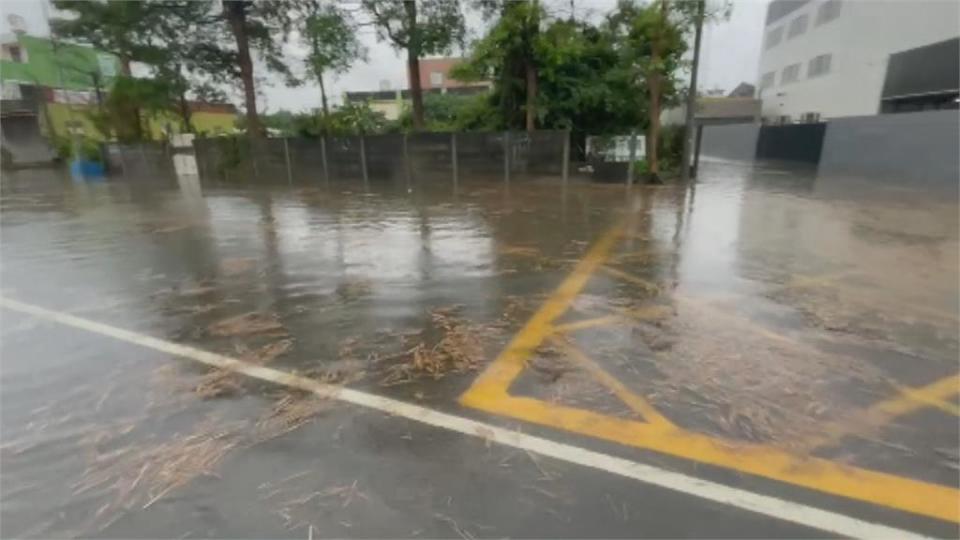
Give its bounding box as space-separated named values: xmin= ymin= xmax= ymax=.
xmin=700 ymin=123 xmax=760 ymax=161
xmin=818 ymin=110 xmax=959 ymax=193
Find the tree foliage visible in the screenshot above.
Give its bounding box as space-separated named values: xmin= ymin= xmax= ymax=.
xmin=301 ymin=1 xmax=366 ymax=117
xmin=362 ymin=0 xmax=465 ymax=130
xmin=453 ymin=0 xmax=542 ymax=131
xmin=292 ymin=103 xmax=391 ymax=136
xmin=455 ymin=11 xmax=646 ymax=135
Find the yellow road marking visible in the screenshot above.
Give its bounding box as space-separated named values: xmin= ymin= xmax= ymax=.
xmin=552 ymin=315 xmax=623 ymax=333
xmin=672 ymin=294 xmax=806 ymax=349
xmin=461 ymin=391 xmax=960 ymax=523
xmin=552 ymin=305 xmax=673 ymax=333
xmin=798 ymin=375 xmax=960 ymax=453
xmin=464 ymin=216 xmax=628 ymax=400
xmin=461 ymin=219 xmax=960 ymax=524
xmin=889 ymin=381 xmax=960 ymax=417
xmin=0 ymin=298 xmax=939 ymax=539
xmin=547 ymin=335 xmax=673 ymax=427
xmin=873 ymin=375 xmax=960 ymax=419
xmin=785 ymin=270 xmax=856 ymax=290
xmin=597 ymin=265 xmax=661 ymax=294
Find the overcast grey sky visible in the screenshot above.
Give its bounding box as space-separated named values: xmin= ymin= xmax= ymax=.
xmin=1 ymin=0 xmax=767 ymax=113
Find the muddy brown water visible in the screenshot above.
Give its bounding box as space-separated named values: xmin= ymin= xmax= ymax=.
xmin=1 ymin=160 xmax=957 ymax=537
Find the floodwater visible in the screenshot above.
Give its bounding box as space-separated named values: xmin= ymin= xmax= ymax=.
xmin=1 ymin=160 xmax=957 ymax=538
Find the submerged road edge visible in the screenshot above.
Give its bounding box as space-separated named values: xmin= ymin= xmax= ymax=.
xmin=0 ymin=296 xmax=936 ymax=540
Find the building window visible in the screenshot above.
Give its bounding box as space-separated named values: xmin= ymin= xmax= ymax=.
xmin=764 ymin=26 xmax=784 ymax=50
xmin=787 ymin=14 xmax=808 ymax=39
xmin=781 ymin=63 xmax=802 ymax=85
xmin=808 ymin=53 xmax=832 ymax=77
xmin=429 ymin=71 xmax=444 ymax=88
xmin=816 ymin=0 xmax=841 ymax=26
xmin=758 ymin=71 xmax=776 ymax=95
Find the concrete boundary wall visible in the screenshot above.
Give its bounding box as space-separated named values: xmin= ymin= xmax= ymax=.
xmin=700 ymin=110 xmax=959 ymax=190
xmin=191 ymin=130 xmax=569 ymax=185
xmin=699 ymin=123 xmax=760 ymax=161
xmin=817 ymin=110 xmax=959 ymax=191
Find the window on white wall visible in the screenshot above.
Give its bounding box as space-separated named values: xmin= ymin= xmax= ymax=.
xmin=781 ymin=63 xmax=802 ymax=84
xmin=758 ymin=71 xmax=776 ymax=96
xmin=765 ymin=26 xmax=784 ymax=49
xmin=787 ymin=14 xmax=808 ymax=39
xmin=816 ymin=0 xmax=841 ymax=26
xmin=808 ymin=54 xmax=832 ymax=77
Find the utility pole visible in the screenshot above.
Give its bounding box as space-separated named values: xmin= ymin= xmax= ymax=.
xmin=680 ymin=0 xmax=705 ymax=182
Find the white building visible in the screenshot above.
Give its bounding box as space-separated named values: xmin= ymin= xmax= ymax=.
xmin=756 ymin=0 xmax=960 ymax=122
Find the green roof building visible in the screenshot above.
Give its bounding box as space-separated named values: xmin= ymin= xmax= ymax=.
xmin=1 ymin=32 xmax=121 ymax=92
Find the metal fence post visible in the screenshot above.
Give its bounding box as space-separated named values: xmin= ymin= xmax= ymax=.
xmin=561 ymin=129 xmax=570 ymax=183
xmin=403 ymin=133 xmax=411 ymax=190
xmin=283 ymin=137 xmax=293 ymax=185
xmin=503 ymin=131 xmax=511 ymax=185
xmin=321 ymin=136 xmax=330 ymax=185
xmin=117 ymin=146 xmax=127 ymax=178
xmin=251 ymin=138 xmax=259 ymax=181
xmin=451 ymin=132 xmax=459 ymax=190
xmin=626 ymin=130 xmax=638 ymax=186
xmin=693 ymin=124 xmax=704 ymax=178
xmin=359 ymin=134 xmax=369 ymax=190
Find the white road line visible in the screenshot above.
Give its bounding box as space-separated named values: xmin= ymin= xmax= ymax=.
xmin=0 ymin=296 xmax=934 ymax=540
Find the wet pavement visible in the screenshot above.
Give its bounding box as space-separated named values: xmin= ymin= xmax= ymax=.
xmin=1 ymin=160 xmax=958 ymax=538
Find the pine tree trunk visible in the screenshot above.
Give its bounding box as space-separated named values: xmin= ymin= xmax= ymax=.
xmin=525 ymin=0 xmax=539 ymax=132
xmin=176 ymin=67 xmax=193 ymax=133
xmin=225 ymin=1 xmax=262 ymax=138
xmin=525 ymin=60 xmax=537 ymax=132
xmin=319 ymin=73 xmax=329 ymax=118
xmin=404 ymin=0 xmax=425 ymax=131
xmin=646 ymin=0 xmax=669 ymax=182
xmin=120 ymin=56 xmax=144 ymax=141
xmin=178 ymin=90 xmax=193 ymax=134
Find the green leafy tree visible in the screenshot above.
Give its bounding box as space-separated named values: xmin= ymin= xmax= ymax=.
xmin=221 ymin=0 xmax=300 ymax=138
xmin=397 ymin=92 xmax=479 ymax=131
xmin=453 ymin=0 xmax=543 ymax=131
xmin=301 ymin=1 xmax=366 ymax=119
xmin=609 ymin=0 xmax=684 ymax=180
xmin=293 ymin=103 xmax=391 ymax=137
xmin=52 ymin=0 xmax=167 ymax=139
xmin=456 ymin=12 xmax=645 ymax=137
xmin=53 ymin=1 xmax=230 ymax=137
xmin=51 ymin=1 xmax=165 ymax=75
xmin=85 ymin=76 xmax=172 ymax=141
xmin=535 ymin=19 xmax=645 ymax=134
xmin=362 ymin=0 xmax=465 ymax=131
xmin=608 ymin=0 xmax=729 ymax=181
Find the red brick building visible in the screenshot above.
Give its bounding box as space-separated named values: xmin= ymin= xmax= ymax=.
xmin=410 ymin=57 xmax=491 ymax=93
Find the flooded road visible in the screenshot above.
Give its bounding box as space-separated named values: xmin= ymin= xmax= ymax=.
xmin=2 ymin=161 xmax=957 ymax=538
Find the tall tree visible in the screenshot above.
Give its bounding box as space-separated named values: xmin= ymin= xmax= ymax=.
xmin=51 ymin=0 xmax=167 ymax=139
xmin=301 ymin=1 xmax=365 ymax=119
xmin=362 ymin=0 xmax=465 ymax=131
xmin=454 ymin=0 xmax=543 ymax=131
xmin=609 ymin=0 xmax=728 ymax=182
xmin=53 ymin=1 xmax=229 ymax=137
xmin=455 ymin=9 xmax=649 ymax=139
xmin=523 ymin=0 xmax=541 ymax=132
xmin=608 ymin=0 xmax=685 ymax=182
xmin=51 ymin=1 xmax=164 ymax=75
